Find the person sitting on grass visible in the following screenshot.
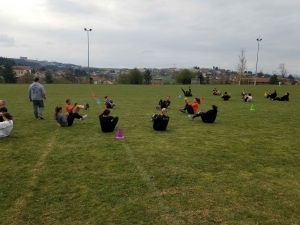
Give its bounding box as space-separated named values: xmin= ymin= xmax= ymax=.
xmin=65 ymin=99 xmax=88 ymax=121
xmin=0 ymin=100 xmax=8 ymax=122
xmin=151 ymin=108 xmax=170 ymax=131
xmin=156 ymin=96 xmax=171 ymax=109
xmin=54 ymin=106 xmax=82 ymax=127
xmin=99 ymin=109 xmax=119 ymax=132
xmin=213 ymin=88 xmax=221 ymax=95
xmin=272 ymin=92 xmax=289 ymax=101
xmin=189 ymin=105 xmax=218 ymax=123
xmin=0 ymin=112 xmax=13 ymax=138
xmin=179 ymin=97 xmax=200 ymax=114
xmin=266 ymin=90 xmax=277 ymax=99
xmin=104 ymin=96 xmax=115 ymax=108
xmin=241 ymin=89 xmax=247 ymax=97
xmin=181 ymin=87 xmax=192 ymax=97
xmin=221 ymin=92 xmax=231 ymax=101
xmin=243 ymin=93 xmax=253 ymax=102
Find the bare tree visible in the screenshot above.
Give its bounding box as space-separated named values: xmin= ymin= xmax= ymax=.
xmin=236 ymin=48 xmax=247 ymax=77
xmin=278 ymin=63 xmax=288 ymax=78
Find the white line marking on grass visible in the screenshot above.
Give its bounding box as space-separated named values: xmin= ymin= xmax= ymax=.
xmin=87 ymin=84 xmax=95 ymax=96
xmin=122 ymin=142 xmax=181 ymax=223
xmin=9 ymin=130 xmax=58 ymax=224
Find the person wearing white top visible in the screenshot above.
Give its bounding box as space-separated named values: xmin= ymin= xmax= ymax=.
xmin=0 ymin=112 xmax=13 ymax=138
xmin=243 ymin=93 xmax=253 ymax=102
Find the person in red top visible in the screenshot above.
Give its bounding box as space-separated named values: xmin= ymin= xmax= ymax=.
xmin=179 ymin=97 xmax=200 ymax=114
xmin=65 ymin=99 xmax=89 ymax=121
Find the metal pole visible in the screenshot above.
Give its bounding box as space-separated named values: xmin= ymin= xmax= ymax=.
xmin=84 ymin=28 xmax=92 ymax=84
xmin=255 ymin=36 xmax=262 ymax=85
xmin=87 ymin=31 xmax=89 ymax=84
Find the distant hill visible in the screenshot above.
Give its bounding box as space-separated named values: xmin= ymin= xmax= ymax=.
xmin=292 ymin=74 xmax=300 ymax=78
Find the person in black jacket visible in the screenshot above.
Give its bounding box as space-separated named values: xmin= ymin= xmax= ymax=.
xmin=99 ymin=109 xmax=119 ymax=132
xmin=181 ymin=87 xmax=192 ymax=97
xmin=189 ymin=105 xmax=218 ymax=123
xmin=151 ymin=108 xmax=169 ymax=131
xmin=266 ymin=90 xmax=277 ymax=99
xmin=156 ymin=96 xmax=171 ymax=109
xmin=221 ymin=92 xmax=231 ymax=101
xmin=272 ymin=92 xmax=289 ymax=101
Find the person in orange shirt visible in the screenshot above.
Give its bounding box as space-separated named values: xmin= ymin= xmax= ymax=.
xmin=65 ymin=99 xmax=89 ymax=121
xmin=179 ymin=97 xmax=200 ymax=114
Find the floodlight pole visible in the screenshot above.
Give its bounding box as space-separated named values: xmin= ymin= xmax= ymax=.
xmin=255 ymin=36 xmax=262 ymax=85
xmin=84 ymin=28 xmax=92 ymax=84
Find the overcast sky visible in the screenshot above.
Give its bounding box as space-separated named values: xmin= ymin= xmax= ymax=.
xmin=0 ymin=0 xmax=299 ymax=74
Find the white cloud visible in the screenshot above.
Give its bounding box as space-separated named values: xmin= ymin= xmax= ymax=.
xmin=0 ymin=0 xmax=299 ymax=74
xmin=0 ymin=34 xmax=15 ymax=46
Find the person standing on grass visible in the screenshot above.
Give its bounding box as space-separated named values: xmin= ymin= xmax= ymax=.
xmin=28 ymin=77 xmax=46 ymax=119
xmin=0 ymin=100 xmax=8 ymax=122
xmin=151 ymin=108 xmax=169 ymax=131
xmin=65 ymin=99 xmax=88 ymax=121
xmin=99 ymin=109 xmax=119 ymax=132
xmin=0 ymin=112 xmax=13 ymax=138
xmin=189 ymin=105 xmax=218 ymax=123
xmin=179 ymin=97 xmax=200 ymax=114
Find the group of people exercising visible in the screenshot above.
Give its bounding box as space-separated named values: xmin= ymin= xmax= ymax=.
xmin=153 ymin=87 xmax=218 ymax=131
xmin=0 ymin=85 xmax=291 ymax=138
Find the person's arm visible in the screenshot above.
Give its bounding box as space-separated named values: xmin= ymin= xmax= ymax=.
xmin=41 ymin=86 xmax=46 ymax=99
xmin=185 ymin=98 xmax=190 ymax=105
xmin=152 ymin=114 xmax=162 ymax=121
xmin=28 ymin=86 xmax=32 ymax=101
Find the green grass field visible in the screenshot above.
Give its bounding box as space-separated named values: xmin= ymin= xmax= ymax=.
xmin=1 ymin=84 xmax=300 ymax=225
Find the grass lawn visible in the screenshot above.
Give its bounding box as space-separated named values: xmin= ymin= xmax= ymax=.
xmin=0 ymin=84 xmax=300 ymax=225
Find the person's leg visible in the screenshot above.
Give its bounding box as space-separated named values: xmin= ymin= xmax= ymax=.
xmin=244 ymin=97 xmax=248 ymax=102
xmin=73 ymin=113 xmax=83 ymax=119
xmin=38 ymin=100 xmax=45 ymax=117
xmin=67 ymin=113 xmax=76 ymax=126
xmin=192 ymin=112 xmax=202 ymax=118
xmin=72 ymin=105 xmax=85 ymax=113
xmin=180 ymin=104 xmax=190 ymax=113
xmin=181 ymin=88 xmax=186 ymax=94
xmin=186 ymin=105 xmax=195 ymax=114
xmin=106 ymin=104 xmax=112 ymax=108
xmin=32 ymin=100 xmax=39 ymax=118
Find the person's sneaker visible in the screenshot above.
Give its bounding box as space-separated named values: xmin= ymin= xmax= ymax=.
xmin=85 ymin=103 xmax=90 ymax=110
xmin=38 ymin=115 xmax=44 ymax=120
xmin=179 ymin=109 xmax=186 ymax=113
xmin=188 ymin=115 xmax=194 ymax=120
xmin=80 ymin=115 xmax=87 ymax=121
